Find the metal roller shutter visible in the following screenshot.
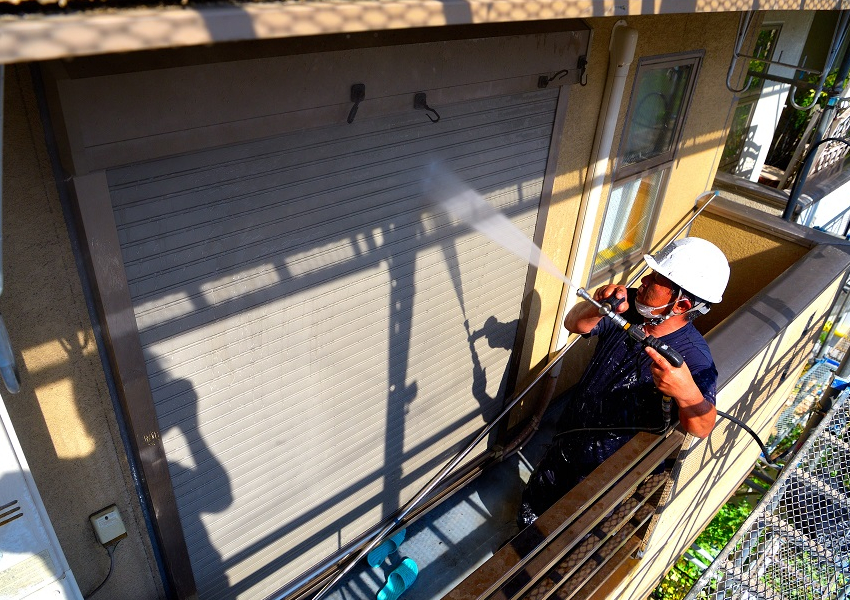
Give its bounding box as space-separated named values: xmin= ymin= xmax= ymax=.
xmin=107 ymin=88 xmax=559 ymax=599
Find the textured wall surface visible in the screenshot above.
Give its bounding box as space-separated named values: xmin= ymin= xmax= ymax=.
xmin=517 ymin=12 xmax=741 ymax=404
xmin=1 ymin=65 xmax=163 ymax=598
xmin=691 ymin=211 xmax=809 ymax=332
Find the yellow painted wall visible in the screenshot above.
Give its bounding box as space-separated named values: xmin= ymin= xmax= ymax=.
xmin=2 ymin=66 xmax=163 ymax=598
xmin=609 ymin=275 xmax=839 ymax=599
xmin=691 ymin=212 xmax=809 ymax=331
xmin=515 ymin=12 xmax=741 ymax=413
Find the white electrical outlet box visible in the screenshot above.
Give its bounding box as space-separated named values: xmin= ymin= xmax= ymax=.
xmin=89 ymin=506 xmax=127 ymax=546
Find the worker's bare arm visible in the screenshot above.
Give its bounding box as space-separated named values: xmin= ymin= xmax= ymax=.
xmin=644 ymin=347 xmax=716 ymax=438
xmin=564 ymin=284 xmax=629 ymax=334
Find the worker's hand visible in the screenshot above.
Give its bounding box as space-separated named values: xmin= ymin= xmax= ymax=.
xmin=592 ymin=284 xmax=628 ymax=314
xmin=644 ymin=346 xmax=701 ymax=402
xmin=645 ymin=346 xmax=717 ymax=438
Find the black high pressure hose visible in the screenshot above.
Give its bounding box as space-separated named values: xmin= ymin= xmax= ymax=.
xmin=552 ymin=411 xmax=779 ymax=469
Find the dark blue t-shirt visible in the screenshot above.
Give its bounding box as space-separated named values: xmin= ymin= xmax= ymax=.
xmin=554 ymin=289 xmax=717 ymax=465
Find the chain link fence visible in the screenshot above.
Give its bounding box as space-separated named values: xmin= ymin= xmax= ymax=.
xmin=767 ymin=358 xmax=835 ymax=454
xmin=768 ymin=322 xmax=850 ymax=454
xmin=684 ymin=390 xmax=850 ymax=600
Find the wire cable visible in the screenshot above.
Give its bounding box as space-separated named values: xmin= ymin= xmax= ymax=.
xmin=84 ymin=540 xmax=120 ymax=599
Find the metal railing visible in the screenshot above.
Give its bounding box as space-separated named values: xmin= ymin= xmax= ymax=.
xmin=768 ymin=359 xmax=837 ymax=453
xmin=444 ymin=431 xmax=686 ymax=600
xmin=684 ymin=390 xmax=850 ymax=600
xmin=818 ymin=204 xmax=850 ymax=238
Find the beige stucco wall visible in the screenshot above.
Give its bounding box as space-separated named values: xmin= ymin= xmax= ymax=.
xmin=691 ymin=211 xmax=810 ymax=331
xmin=515 ymin=12 xmax=742 ymax=412
xmin=609 ymin=272 xmax=840 ymax=599
xmin=2 ymin=65 xmax=163 ymax=598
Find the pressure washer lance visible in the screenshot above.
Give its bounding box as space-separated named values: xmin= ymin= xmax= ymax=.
xmin=576 ymin=288 xmax=684 ymax=430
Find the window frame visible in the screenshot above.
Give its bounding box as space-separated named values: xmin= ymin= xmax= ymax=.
xmin=589 ymin=50 xmax=703 ymax=283
xmin=615 ymin=51 xmax=704 ymax=180
xmin=719 ymin=24 xmax=782 ymax=172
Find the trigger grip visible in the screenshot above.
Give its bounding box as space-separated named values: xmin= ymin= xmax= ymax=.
xmin=602 ymin=293 xmax=625 ymax=312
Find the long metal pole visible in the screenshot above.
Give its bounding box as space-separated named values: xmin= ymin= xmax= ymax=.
xmin=304 ymin=190 xmax=720 ymax=600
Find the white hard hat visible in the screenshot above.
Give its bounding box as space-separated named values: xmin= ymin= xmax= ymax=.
xmin=643 ymin=237 xmax=730 ymax=304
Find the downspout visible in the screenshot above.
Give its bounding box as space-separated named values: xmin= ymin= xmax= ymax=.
xmin=555 ymin=21 xmax=637 ymax=350
xmin=0 ymin=64 xmax=20 ymax=394
xmin=505 ymin=23 xmax=638 ymax=456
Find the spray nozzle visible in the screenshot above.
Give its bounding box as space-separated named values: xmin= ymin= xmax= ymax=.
xmin=576 ymin=288 xmax=685 ymax=368
xmin=600 ymin=293 xmax=625 ymax=315
xmin=577 ymin=288 xmax=627 ymax=324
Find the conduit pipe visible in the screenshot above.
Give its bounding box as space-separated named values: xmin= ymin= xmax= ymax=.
xmin=0 ymin=64 xmax=18 ymax=394
xmin=556 ymin=21 xmax=637 ymax=351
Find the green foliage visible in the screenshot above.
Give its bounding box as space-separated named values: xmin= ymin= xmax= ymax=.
xmin=651 ymin=499 xmax=753 ymax=600
xmin=694 ymin=500 xmax=752 ymax=553
xmin=820 ymin=320 xmax=833 ymax=344
xmin=771 ymin=423 xmax=804 ymax=457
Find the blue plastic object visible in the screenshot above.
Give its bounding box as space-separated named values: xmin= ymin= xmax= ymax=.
xmin=0 ymin=315 xmax=19 ymax=394
xmin=377 ymin=558 xmax=418 ymax=600
xmin=366 ymin=529 xmax=406 ymax=567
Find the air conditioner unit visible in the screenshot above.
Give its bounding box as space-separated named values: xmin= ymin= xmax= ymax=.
xmin=0 ymin=393 xmax=83 ymax=599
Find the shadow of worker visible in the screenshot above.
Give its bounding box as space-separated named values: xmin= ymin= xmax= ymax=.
xmin=467 ymin=315 xmax=518 ymax=409
xmin=155 ymin=365 xmax=233 ymax=598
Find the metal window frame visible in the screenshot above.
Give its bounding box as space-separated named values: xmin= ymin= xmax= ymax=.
xmin=615 ymin=51 xmax=704 ymax=181
xmin=589 ymin=166 xmax=671 ymax=286
xmin=719 ymin=23 xmax=783 ymax=171
xmin=589 ymin=51 xmax=703 ymax=282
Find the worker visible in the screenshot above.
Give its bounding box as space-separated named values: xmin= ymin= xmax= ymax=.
xmin=517 ymin=237 xmax=730 ymax=527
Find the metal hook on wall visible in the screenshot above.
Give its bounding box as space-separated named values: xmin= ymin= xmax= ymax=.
xmin=347 ymin=84 xmax=366 ymax=124
xmin=537 ymin=69 xmax=569 ymax=88
xmin=414 ymin=93 xmax=440 ymax=123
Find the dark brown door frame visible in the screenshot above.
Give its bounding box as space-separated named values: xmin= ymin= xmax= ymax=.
xmin=71 ymin=171 xmax=198 ymax=600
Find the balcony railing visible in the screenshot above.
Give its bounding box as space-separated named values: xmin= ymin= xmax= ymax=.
xmin=443 ymin=431 xmax=685 ymax=600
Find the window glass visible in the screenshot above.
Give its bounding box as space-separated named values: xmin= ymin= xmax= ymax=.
xmin=745 ymin=26 xmax=781 ymax=93
xmin=593 ymin=170 xmax=665 ymax=274
xmin=619 ymin=62 xmax=695 ymax=168
xmin=719 ymin=26 xmax=781 ymax=171
xmin=720 ymin=101 xmax=756 ymax=171
xmin=591 ymin=51 xmax=702 ymax=281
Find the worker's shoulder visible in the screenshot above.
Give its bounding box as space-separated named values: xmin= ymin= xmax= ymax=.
xmin=670 ymin=323 xmax=714 ymax=369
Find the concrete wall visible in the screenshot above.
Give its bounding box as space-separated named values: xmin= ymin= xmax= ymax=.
xmin=2 ymin=65 xmax=163 ymax=598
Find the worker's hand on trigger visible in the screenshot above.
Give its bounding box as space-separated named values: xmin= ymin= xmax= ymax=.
xmin=644 ymin=347 xmax=701 ymax=402
xmin=593 ymin=284 xmax=629 ymax=313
